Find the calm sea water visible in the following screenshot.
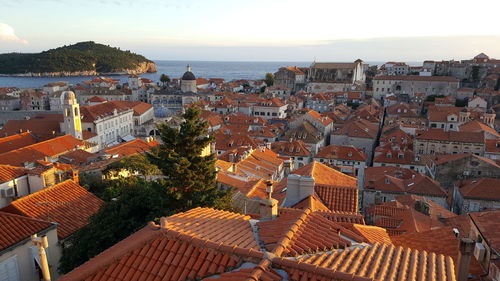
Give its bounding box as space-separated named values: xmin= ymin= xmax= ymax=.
xmin=0 ymin=60 xmax=310 ymax=88
xmin=0 ymin=60 xmax=411 ymax=89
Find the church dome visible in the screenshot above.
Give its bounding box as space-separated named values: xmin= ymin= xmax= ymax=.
xmin=63 ymin=91 xmax=76 ymax=101
xmin=181 ymin=65 xmax=196 ymax=81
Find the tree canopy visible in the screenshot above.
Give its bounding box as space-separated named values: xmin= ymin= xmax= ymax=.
xmin=59 ymin=106 xmax=233 ymax=273
xmin=265 ymin=72 xmax=274 ymax=87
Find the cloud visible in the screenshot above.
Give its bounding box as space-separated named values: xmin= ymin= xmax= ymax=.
xmin=0 ymin=23 xmax=28 ymax=44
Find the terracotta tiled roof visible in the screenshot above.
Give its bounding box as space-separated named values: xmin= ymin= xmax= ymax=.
xmin=0 ymin=211 xmax=55 ymax=252
xmin=391 ymin=227 xmax=485 ymax=278
xmin=61 ymin=205 xmax=459 ymax=281
xmin=0 ymin=116 xmax=62 ymax=139
xmin=86 ymin=96 xmax=107 ymax=103
xmin=459 ymin=120 xmax=500 ymax=137
xmin=416 ymin=128 xmax=485 ymax=143
xmin=0 ymin=132 xmax=38 ymax=154
xmin=365 ymin=167 xmax=446 ymax=197
xmin=293 ymin=242 xmax=456 ymax=281
xmin=104 ymin=138 xmax=159 ymax=158
xmin=293 ymin=161 xmax=357 ymax=188
xmin=59 ymin=149 xmax=96 ymax=166
xmin=0 ymin=135 xmax=84 ymax=167
xmin=80 ymin=101 xmax=132 ymax=122
xmin=0 ymin=164 xmax=28 ymax=184
xmin=485 ymin=139 xmax=500 ymax=153
xmin=257 ymin=208 xmax=351 ymax=256
xmin=291 ymin=162 xmax=358 ymax=213
xmin=469 ymin=211 xmax=500 ymax=252
xmin=315 ymin=145 xmax=367 ymax=161
xmin=349 ymin=224 xmax=392 ymax=244
xmin=291 ymin=194 xmax=330 ymax=212
xmin=366 ymin=195 xmax=454 ymax=236
xmin=1 ymin=180 xmax=103 ymax=239
xmin=166 ymin=208 xmax=260 ymax=250
xmin=203 ymin=265 xmax=283 ymax=281
xmin=271 ymin=140 xmax=312 ymax=157
xmin=111 ymin=101 xmax=153 ymax=116
xmin=333 ymin=118 xmax=379 ymax=139
xmin=458 ymin=178 xmax=500 ymax=200
xmin=215 ymin=133 xmax=262 ymax=152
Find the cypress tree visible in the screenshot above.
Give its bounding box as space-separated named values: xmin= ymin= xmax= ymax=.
xmin=147 ymin=106 xmax=233 ymax=212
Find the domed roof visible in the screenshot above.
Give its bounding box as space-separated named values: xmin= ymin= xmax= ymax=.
xmin=63 ymin=91 xmax=76 ymax=101
xmin=181 ymin=65 xmax=196 ymax=81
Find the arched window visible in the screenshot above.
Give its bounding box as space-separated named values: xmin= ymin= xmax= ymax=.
xmin=74 ymin=107 xmax=79 ymax=116
xmin=65 ymin=108 xmax=70 ymax=117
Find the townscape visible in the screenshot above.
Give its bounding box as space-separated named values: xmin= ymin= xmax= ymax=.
xmin=0 ymin=54 xmax=499 ymax=281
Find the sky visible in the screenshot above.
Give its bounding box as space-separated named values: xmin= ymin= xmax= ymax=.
xmin=1 ymin=0 xmax=500 ymax=61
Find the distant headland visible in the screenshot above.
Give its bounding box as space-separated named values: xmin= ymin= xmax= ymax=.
xmin=0 ymin=41 xmax=157 ymax=77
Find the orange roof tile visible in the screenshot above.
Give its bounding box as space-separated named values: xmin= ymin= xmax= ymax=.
xmin=0 ymin=132 xmax=38 ymax=154
xmin=0 ymin=211 xmax=54 ymax=251
xmin=391 ymin=227 xmax=485 ymax=278
xmin=1 ymin=180 xmax=103 ymax=239
xmin=350 ymin=224 xmax=392 ymax=244
xmin=292 ymin=243 xmax=457 ymax=281
xmin=458 ymin=178 xmax=500 ymax=200
xmin=166 ymin=207 xmax=260 ymax=250
xmin=293 ymin=161 xmax=357 ymax=188
xmin=60 ymin=204 xmax=460 ymax=281
xmin=0 ymin=164 xmax=28 ymax=183
xmin=315 ymin=145 xmax=367 ymax=162
xmin=0 ymin=135 xmax=84 ymax=167
xmin=469 ymin=211 xmax=500 ymax=252
xmin=104 ymin=138 xmax=159 ymax=157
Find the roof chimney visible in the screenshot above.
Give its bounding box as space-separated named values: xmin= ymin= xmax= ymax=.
xmin=160 ymin=217 xmax=168 ymax=228
xmin=456 ymin=238 xmax=475 ymax=281
xmin=259 ymin=181 xmax=278 ymax=220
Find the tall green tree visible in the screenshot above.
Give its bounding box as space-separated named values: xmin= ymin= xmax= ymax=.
xmin=264 ymin=72 xmax=274 ymax=87
xmin=60 ymin=106 xmax=233 ymax=273
xmin=147 ymin=106 xmax=233 ymax=212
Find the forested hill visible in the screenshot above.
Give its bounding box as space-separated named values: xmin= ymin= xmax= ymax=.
xmin=0 ymin=41 xmax=157 ymax=75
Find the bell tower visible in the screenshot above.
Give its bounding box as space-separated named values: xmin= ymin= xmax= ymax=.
xmin=62 ymin=91 xmax=83 ymax=139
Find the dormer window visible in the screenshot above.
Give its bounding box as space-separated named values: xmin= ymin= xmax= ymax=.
xmin=385 ymin=178 xmax=390 ymax=184
xmin=386 ymin=153 xmax=392 ymax=158
xmin=398 ymin=154 xmax=404 ymax=159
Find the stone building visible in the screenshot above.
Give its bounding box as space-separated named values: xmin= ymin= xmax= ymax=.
xmin=426 ymin=154 xmax=500 ymax=187
xmin=454 ymin=178 xmax=500 ymax=214
xmin=273 ymin=66 xmax=307 ymax=91
xmin=306 ymin=60 xmax=365 ymax=93
xmin=362 ymin=166 xmax=448 ymax=209
xmin=372 ymin=75 xmax=459 ymax=99
xmin=415 ymin=129 xmax=485 ymax=155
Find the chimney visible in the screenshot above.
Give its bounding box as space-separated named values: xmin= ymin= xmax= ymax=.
xmin=284 ymin=174 xmax=315 ymax=206
xmin=160 ymin=217 xmax=168 ymax=228
xmin=260 ymin=181 xmax=278 ymax=220
xmin=31 ymin=234 xmax=51 ymax=281
xmin=265 ymin=142 xmax=271 ymax=150
xmin=456 ymin=238 xmax=475 ymax=281
xmin=283 ymin=159 xmax=291 ymax=176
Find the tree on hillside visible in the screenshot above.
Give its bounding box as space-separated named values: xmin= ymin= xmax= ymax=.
xmin=147 ymin=106 xmax=233 ymax=212
xmin=160 ymin=73 xmax=170 ymax=86
xmin=59 ymin=106 xmax=233 ymax=273
xmin=265 ymin=72 xmax=274 ymax=87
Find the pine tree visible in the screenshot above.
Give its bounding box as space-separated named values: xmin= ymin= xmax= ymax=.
xmin=147 ymin=106 xmax=233 ymax=212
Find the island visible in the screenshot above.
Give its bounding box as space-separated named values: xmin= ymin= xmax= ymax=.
xmin=0 ymin=41 xmax=157 ymax=77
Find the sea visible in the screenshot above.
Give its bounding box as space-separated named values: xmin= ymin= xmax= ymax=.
xmin=0 ymin=60 xmax=311 ymax=89
xmin=0 ymin=60 xmax=398 ymax=89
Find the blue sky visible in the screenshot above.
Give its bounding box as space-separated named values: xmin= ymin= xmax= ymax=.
xmin=1 ymin=0 xmax=500 ymax=61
